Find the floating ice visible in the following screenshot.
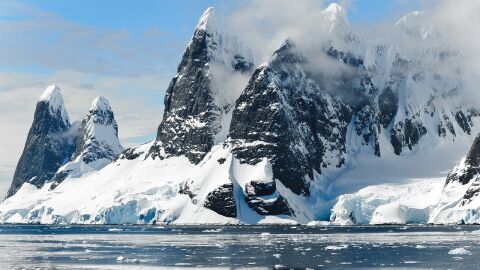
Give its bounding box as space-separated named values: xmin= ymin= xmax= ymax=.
xmin=203 ymin=228 xmax=223 ymax=233
xmin=325 ymin=244 xmax=348 ymax=250
xmin=448 ymin=247 xmax=472 ymax=255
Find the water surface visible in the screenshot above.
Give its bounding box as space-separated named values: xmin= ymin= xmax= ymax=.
xmin=0 ymin=224 xmax=479 ymax=269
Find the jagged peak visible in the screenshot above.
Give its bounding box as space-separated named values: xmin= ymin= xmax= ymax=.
xmin=38 ymin=84 xmax=69 ymax=123
xmin=395 ymin=10 xmax=435 ymax=40
xmin=269 ymin=38 xmax=303 ymax=65
xmin=323 ymin=3 xmax=346 ymax=17
xmin=39 ymin=84 xmax=61 ymax=102
xmin=90 ymin=96 xmax=112 ymax=112
xmin=395 ymin=10 xmax=426 ymax=26
xmin=196 ymin=7 xmax=215 ymax=32
xmin=322 ymin=3 xmax=350 ymax=35
xmin=274 ymin=38 xmax=296 ymax=54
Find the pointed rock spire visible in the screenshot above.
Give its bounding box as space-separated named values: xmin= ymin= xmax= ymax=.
xmin=195 ymin=7 xmax=215 ymax=32
xmin=73 ymin=96 xmax=123 ymax=164
xmin=147 ymin=6 xmax=253 ymax=164
xmin=38 ymin=84 xmax=69 ymax=125
xmin=7 ymin=85 xmax=74 ymax=197
xmin=322 ymin=3 xmax=350 ymax=34
xmin=50 ymin=96 xmax=123 ymax=190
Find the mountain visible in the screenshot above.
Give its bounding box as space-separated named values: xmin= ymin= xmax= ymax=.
xmin=1 ymin=4 xmax=480 ymax=225
xmin=228 ymin=39 xmax=352 ymax=214
xmin=147 ymin=7 xmax=254 ymax=164
xmin=50 ymin=96 xmax=123 ymax=189
xmin=6 ymin=85 xmax=75 ymax=198
xmin=429 ymin=133 xmax=480 ymax=224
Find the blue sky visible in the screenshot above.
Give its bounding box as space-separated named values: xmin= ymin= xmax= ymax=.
xmin=1 ymin=0 xmax=428 ymax=78
xmin=0 ymin=0 xmax=427 ymax=198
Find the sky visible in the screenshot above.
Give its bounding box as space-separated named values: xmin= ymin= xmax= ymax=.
xmin=0 ymin=0 xmax=432 ymax=198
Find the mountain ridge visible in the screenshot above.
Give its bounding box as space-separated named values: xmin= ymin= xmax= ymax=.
xmin=1 ymin=4 xmax=479 ymax=225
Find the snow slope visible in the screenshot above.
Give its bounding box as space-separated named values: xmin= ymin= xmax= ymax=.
xmin=429 ymin=134 xmax=480 ymax=224
xmin=0 ymin=143 xmax=304 ymax=224
xmin=330 ymin=179 xmax=443 ymax=225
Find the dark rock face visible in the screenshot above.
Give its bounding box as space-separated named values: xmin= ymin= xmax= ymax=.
xmin=246 ymin=196 xmax=292 ymax=216
xmin=390 ymin=118 xmax=427 ymax=155
xmin=203 ymin=183 xmax=237 ymax=218
xmin=245 ymin=180 xmax=276 ymax=197
xmin=455 ymin=111 xmax=472 ymax=135
xmin=7 ymin=94 xmax=74 ymax=197
xmin=148 ymin=25 xmax=216 ymax=164
xmin=229 ymin=41 xmax=353 ymax=196
xmin=442 ymin=133 xmax=480 ymax=207
xmin=378 ymin=87 xmax=398 ymax=128
xmin=147 ymin=10 xmax=253 ymax=164
xmin=446 ymin=133 xmax=480 ymax=186
xmin=118 ymin=147 xmax=144 ymax=161
xmin=243 ymin=180 xmax=291 ymax=215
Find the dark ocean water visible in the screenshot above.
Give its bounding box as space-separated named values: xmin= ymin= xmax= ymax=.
xmin=0 ymin=224 xmax=479 ymax=269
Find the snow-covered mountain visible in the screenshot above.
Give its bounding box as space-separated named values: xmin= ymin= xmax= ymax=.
xmin=147 ymin=7 xmax=254 ymax=164
xmin=429 ymin=134 xmax=480 ymax=224
xmin=1 ymin=4 xmax=480 ymax=225
xmin=50 ymin=96 xmax=123 ymax=189
xmin=6 ymin=85 xmax=75 ymax=198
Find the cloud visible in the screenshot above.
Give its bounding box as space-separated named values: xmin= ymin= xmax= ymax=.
xmin=224 ymin=0 xmax=338 ymax=63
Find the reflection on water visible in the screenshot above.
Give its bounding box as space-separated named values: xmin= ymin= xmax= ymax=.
xmin=0 ymin=224 xmax=479 ymax=269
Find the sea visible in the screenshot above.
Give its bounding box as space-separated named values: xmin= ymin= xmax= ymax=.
xmin=0 ymin=224 xmax=479 ymax=269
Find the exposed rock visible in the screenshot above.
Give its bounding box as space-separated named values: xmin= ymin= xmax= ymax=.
xmin=378 ymin=87 xmax=398 ymax=128
xmin=7 ymin=85 xmax=74 ymax=197
xmin=229 ymin=40 xmax=352 ymax=196
xmin=246 ymin=196 xmax=292 ymax=216
xmin=147 ymin=7 xmax=253 ymax=164
xmin=203 ymin=183 xmax=236 ymax=218
xmin=179 ymin=181 xmax=198 ymax=204
xmin=244 ymin=180 xmax=276 ymax=197
xmin=445 ymin=133 xmax=480 ymax=185
xmin=118 ymin=147 xmax=144 ymax=161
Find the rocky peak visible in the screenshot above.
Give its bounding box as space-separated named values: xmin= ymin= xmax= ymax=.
xmin=7 ymin=85 xmax=74 ymax=197
xmin=50 ymin=96 xmax=123 ymax=190
xmin=72 ymin=96 xmax=123 ymax=164
xmin=147 ymin=7 xmax=254 ymax=164
xmin=195 ymin=7 xmax=215 ymax=32
xmin=38 ymin=84 xmax=69 ymax=126
xmin=444 ymin=133 xmax=480 ymax=186
xmin=465 ymin=134 xmax=480 ymax=167
xmin=229 ymin=38 xmax=352 ymax=197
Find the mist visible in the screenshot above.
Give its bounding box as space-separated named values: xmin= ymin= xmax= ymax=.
xmin=214 ymin=0 xmax=480 ymax=106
